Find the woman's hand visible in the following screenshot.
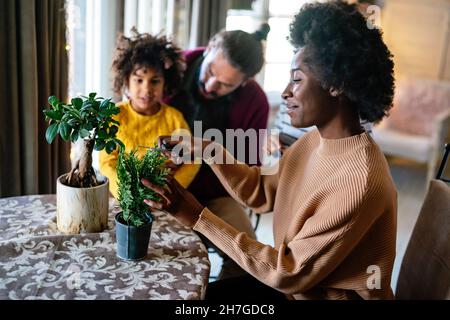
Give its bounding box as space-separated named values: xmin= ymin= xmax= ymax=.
xmin=141 ymin=176 xmax=204 ymax=228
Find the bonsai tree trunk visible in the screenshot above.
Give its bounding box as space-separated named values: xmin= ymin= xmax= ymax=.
xmin=66 ymin=138 xmax=99 ymax=188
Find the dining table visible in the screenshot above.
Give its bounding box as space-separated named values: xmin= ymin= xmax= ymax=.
xmin=0 ymin=194 xmax=210 ymax=300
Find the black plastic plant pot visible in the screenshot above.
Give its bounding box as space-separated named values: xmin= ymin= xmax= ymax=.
xmin=115 ymin=212 xmax=153 ymax=261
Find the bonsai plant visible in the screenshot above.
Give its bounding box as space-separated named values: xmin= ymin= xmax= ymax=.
xmin=115 ymin=147 xmax=169 ymax=260
xmin=43 ymin=92 xmax=124 ymax=234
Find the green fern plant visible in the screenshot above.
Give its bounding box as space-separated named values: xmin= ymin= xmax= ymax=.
xmin=117 ymin=147 xmax=170 ymax=227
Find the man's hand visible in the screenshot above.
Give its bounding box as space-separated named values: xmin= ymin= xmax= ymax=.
xmin=141 ymin=176 xmax=204 ymax=228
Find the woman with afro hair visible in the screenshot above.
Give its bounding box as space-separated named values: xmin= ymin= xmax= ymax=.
xmin=143 ymin=1 xmax=397 ymax=300
xmin=99 ymin=29 xmax=199 ymax=200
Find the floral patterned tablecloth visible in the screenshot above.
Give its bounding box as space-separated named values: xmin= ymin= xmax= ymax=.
xmin=0 ymin=195 xmax=210 ymax=300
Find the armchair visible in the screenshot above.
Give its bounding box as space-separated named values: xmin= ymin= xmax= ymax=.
xmin=372 ymin=78 xmax=450 ymax=182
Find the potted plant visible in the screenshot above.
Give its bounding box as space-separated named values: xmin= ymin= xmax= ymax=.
xmin=115 ymin=147 xmax=169 ymax=260
xmin=43 ymin=92 xmax=123 ymax=234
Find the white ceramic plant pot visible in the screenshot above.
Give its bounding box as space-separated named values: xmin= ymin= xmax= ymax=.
xmin=56 ymin=174 xmax=109 ymax=234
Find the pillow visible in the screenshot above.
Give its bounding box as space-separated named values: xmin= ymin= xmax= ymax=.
xmin=385 ymin=79 xmax=450 ymax=137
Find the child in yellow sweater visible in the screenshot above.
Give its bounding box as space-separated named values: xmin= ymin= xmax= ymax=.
xmin=100 ymin=29 xmax=199 ymax=199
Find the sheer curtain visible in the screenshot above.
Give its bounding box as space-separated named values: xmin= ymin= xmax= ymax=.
xmin=0 ymin=0 xmax=71 ymax=197
xmin=66 ymin=0 xmax=124 ymax=171
xmin=123 ymin=0 xmax=186 ymax=47
xmin=123 ymin=0 xmax=229 ymax=49
xmin=187 ymin=0 xmax=229 ymax=48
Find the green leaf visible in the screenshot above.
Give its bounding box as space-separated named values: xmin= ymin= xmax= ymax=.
xmin=79 ymin=128 xmax=90 ymax=138
xmin=94 ymin=139 xmax=106 ymax=151
xmin=91 ymin=100 xmax=101 ymax=111
xmin=43 ymin=109 xmax=62 ymax=121
xmin=59 ymin=122 xmax=71 ymax=141
xmin=110 ymin=106 xmax=121 ymax=115
xmin=45 ymin=123 xmax=59 ymax=144
xmin=67 ymin=108 xmax=82 ymax=120
xmin=89 ymin=92 xmax=97 ymax=99
xmin=97 ymin=128 xmax=107 ymax=139
xmin=109 ymin=125 xmax=118 ymax=136
xmin=55 ymin=103 xmax=64 ymax=112
xmin=67 ymin=118 xmax=79 ymax=127
xmin=48 ymin=96 xmax=58 ymax=107
xmin=81 ymin=101 xmax=93 ymax=112
xmin=71 ymin=97 xmax=83 ymax=109
xmin=84 ymin=122 xmax=94 ymax=131
xmin=100 ymin=98 xmax=111 ymax=109
xmin=98 ymin=109 xmax=114 ymax=118
xmin=105 ymin=140 xmax=116 ymax=154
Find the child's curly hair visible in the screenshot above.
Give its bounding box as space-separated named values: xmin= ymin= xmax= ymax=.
xmin=111 ymin=28 xmax=185 ymax=96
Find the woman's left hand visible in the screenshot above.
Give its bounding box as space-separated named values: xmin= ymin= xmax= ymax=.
xmin=141 ymin=176 xmax=204 ymax=228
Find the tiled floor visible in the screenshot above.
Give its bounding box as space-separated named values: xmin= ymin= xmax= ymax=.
xmin=208 ymin=157 xmax=429 ymax=293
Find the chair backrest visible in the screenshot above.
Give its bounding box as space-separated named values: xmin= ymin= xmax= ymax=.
xmin=384 ymin=78 xmax=450 ymax=137
xmin=395 ymin=146 xmax=450 ymax=299
xmin=395 ymin=179 xmax=450 ymax=299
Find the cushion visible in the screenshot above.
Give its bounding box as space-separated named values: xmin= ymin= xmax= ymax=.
xmin=385 ymin=79 xmax=450 ymax=137
xmin=372 ymin=127 xmax=432 ymax=163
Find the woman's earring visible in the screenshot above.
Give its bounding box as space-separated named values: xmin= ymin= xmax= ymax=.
xmin=330 ymin=88 xmax=342 ymax=97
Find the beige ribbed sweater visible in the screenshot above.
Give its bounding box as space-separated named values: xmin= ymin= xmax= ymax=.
xmin=193 ymin=129 xmax=397 ymax=300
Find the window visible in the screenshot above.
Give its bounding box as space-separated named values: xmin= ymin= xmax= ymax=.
xmin=66 ymin=0 xmax=185 ymax=171
xmin=67 ymin=0 xmax=123 ymax=170
xmin=66 ymin=0 xmax=86 ymax=99
xmin=67 ymin=0 xmax=190 ymax=100
xmin=226 ymin=0 xmax=310 ymax=107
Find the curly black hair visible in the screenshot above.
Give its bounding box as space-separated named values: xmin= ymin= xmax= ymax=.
xmin=111 ymin=28 xmax=185 ymax=96
xmin=289 ymin=1 xmax=395 ymax=123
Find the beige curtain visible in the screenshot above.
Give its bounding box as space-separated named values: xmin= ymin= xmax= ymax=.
xmin=187 ymin=0 xmax=229 ymax=48
xmin=0 ymin=0 xmax=71 ymax=197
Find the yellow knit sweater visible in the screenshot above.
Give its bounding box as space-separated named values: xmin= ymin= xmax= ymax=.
xmin=193 ymin=129 xmax=397 ymax=300
xmin=99 ymin=101 xmax=200 ymax=199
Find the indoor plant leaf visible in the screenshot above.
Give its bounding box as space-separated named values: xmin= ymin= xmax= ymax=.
xmin=45 ymin=123 xmax=59 ymax=144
